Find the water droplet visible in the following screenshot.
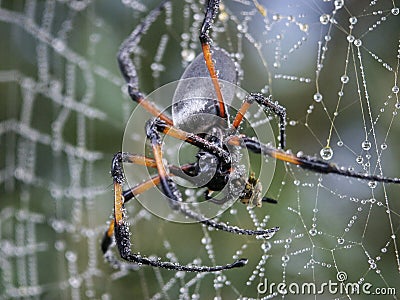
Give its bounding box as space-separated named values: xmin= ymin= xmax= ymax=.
xmin=261 ymin=242 xmax=271 ymax=251
xmin=380 ymin=143 xmax=387 ymax=150
xmin=309 ymin=228 xmax=317 ymax=236
xmin=368 ymin=181 xmax=377 ymax=189
xmin=218 ymin=11 xmax=229 ymax=22
xmin=22 ymin=78 xmax=35 ymax=90
xmin=340 ymin=75 xmax=349 ymax=83
xmin=370 ymin=263 xmax=377 ymax=269
xmin=299 ymin=23 xmax=309 ymax=32
xmin=392 ymin=8 xmax=399 ymax=15
xmin=361 ymin=140 xmax=371 ymax=150
xmin=201 ymin=237 xmax=211 ymax=244
xmin=54 ymin=240 xmax=66 ymax=251
xmin=347 ymin=35 xmax=355 ymax=43
xmin=337 ymin=238 xmax=344 ymax=244
xmin=334 ymin=0 xmax=344 ymax=9
xmin=356 ymin=156 xmax=363 ymax=164
xmin=320 ymin=14 xmax=330 ymax=25
xmin=282 ymin=255 xmax=290 ymax=262
xmin=320 ymin=146 xmax=333 ymax=160
xmin=69 ymin=277 xmax=81 ymax=288
xmin=181 ymin=49 xmax=195 ymax=62
xmin=337 ymin=140 xmax=343 ymax=147
xmin=349 ymin=17 xmax=358 ymax=24
xmin=65 ymin=251 xmax=77 ymax=262
xmin=52 ymin=38 xmax=66 ymax=52
xmin=392 ymin=85 xmax=399 ymax=94
xmin=354 ymin=39 xmax=362 ymax=47
xmin=237 ymin=23 xmax=247 ymax=33
xmin=313 ymin=92 xmax=323 ymax=102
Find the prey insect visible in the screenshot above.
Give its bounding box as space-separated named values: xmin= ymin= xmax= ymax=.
xmin=102 ymin=0 xmax=400 ymax=273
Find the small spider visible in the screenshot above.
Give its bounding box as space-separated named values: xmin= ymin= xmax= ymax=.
xmin=102 ymin=0 xmax=400 ymax=272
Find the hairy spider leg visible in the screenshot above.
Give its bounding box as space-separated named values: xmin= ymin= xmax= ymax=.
xmin=200 ymin=0 xmax=228 ymax=119
xmin=102 ymin=177 xmax=162 ymax=255
xmin=113 ymin=185 xmax=246 ymax=271
xmin=106 ymin=152 xmax=247 ymax=272
xmin=117 ymin=0 xmax=173 ymax=125
xmin=108 ymin=0 xmax=282 ymax=272
xmin=105 ymin=144 xmax=248 ymax=270
xmin=232 ymin=93 xmax=287 ymax=149
xmin=228 ymin=136 xmax=400 ymax=184
xmin=102 ymin=154 xmax=175 ymax=255
xmin=151 ymin=120 xmax=282 ymax=208
xmin=147 ymin=118 xmax=280 ymax=228
xmin=103 ymin=151 xmax=279 ymax=253
xmin=152 ymin=118 xmax=231 ymax=164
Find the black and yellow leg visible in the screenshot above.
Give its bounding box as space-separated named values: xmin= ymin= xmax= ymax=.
xmin=103 ymin=135 xmax=249 ymax=272
xmin=149 ymin=118 xmax=231 ymax=163
xmin=127 ymin=90 xmax=173 ymax=125
xmin=102 ymin=151 xmax=188 ymax=254
xmin=232 ymin=100 xmax=252 ymax=129
xmin=199 ymin=0 xmax=227 ymax=119
xmin=112 ymin=184 xmax=246 ymax=271
xmin=101 ymin=174 xmax=160 ymax=254
xmin=117 ymin=0 xmax=173 ymax=125
xmin=102 ymin=150 xmax=275 ymax=271
xmin=232 ymin=93 xmax=287 ymax=149
xmin=228 ymin=135 xmax=400 ymax=184
xmin=101 ymin=181 xmax=123 ymax=254
xmin=145 ymin=120 xmax=280 ymax=236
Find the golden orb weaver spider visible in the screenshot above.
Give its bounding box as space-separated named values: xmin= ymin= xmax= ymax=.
xmin=101 ymin=0 xmax=400 ymax=272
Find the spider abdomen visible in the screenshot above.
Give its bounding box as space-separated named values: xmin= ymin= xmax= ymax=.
xmin=172 ymin=48 xmax=237 ymax=133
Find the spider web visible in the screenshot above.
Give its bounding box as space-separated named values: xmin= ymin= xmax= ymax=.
xmin=1 ymin=0 xmax=399 ymax=299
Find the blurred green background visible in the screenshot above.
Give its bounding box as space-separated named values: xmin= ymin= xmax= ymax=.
xmin=1 ymin=0 xmax=399 ymax=299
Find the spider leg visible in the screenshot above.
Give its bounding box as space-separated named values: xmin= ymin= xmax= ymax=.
xmin=103 ymin=152 xmax=198 ymax=252
xmin=204 ymin=189 xmax=231 ymax=205
xmin=110 ymin=150 xmax=279 ymax=235
xmin=104 ymin=152 xmax=247 ymax=272
xmin=232 ymin=93 xmax=287 ymax=149
xmin=228 ymin=135 xmax=400 ymax=184
xmin=117 ymin=0 xmax=173 ymax=125
xmin=199 ymin=0 xmax=228 ymax=119
xmin=146 ymin=120 xmax=279 ymax=235
xmin=151 ymin=118 xmax=231 ymax=164
xmin=118 ymin=153 xmax=197 ymax=205
xmin=262 ymin=197 xmax=278 ymax=204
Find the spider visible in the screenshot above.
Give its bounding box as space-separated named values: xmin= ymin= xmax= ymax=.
xmin=101 ymin=0 xmax=400 ymax=272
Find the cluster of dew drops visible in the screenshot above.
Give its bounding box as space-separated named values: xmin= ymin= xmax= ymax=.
xmin=313 ymin=2 xmax=400 ymax=163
